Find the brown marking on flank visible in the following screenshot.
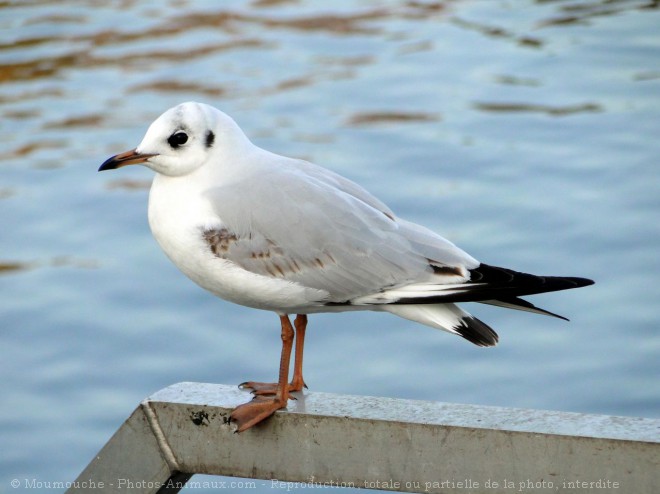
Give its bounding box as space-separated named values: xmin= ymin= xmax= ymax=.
xmin=202 ymin=228 xmax=338 ymax=278
xmin=203 ymin=228 xmax=238 ymax=256
xmin=264 ymin=264 xmax=277 ymax=277
xmin=282 ymin=259 xmax=301 ymax=274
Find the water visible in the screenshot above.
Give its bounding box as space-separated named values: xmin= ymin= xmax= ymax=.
xmin=1 ymin=0 xmax=659 ymax=492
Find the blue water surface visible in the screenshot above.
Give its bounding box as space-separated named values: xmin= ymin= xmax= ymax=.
xmin=1 ymin=0 xmax=659 ymax=492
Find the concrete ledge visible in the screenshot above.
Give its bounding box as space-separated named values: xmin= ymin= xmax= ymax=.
xmin=68 ymin=382 xmax=660 ymax=493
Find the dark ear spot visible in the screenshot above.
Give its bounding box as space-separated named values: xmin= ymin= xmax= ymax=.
xmin=205 ymin=130 xmax=215 ymax=148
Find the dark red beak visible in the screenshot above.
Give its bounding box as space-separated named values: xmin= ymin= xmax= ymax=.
xmin=99 ymin=149 xmax=156 ymax=171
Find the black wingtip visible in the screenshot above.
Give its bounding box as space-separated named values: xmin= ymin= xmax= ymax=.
xmin=570 ymin=277 xmax=595 ymax=288
xmin=467 ymin=264 xmax=595 ymax=299
xmin=490 ymin=296 xmax=572 ymax=321
xmin=454 ymin=316 xmax=499 ymax=347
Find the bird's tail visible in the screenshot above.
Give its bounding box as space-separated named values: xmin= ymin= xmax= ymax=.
xmin=382 ymin=303 xmax=499 ymax=347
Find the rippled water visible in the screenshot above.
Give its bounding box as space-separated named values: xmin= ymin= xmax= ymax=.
xmin=2 ymin=0 xmax=659 ymax=492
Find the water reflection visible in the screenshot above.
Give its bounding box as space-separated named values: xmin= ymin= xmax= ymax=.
xmin=346 ymin=111 xmax=440 ymax=126
xmin=6 ymin=140 xmax=66 ymax=162
xmin=493 ymin=75 xmax=541 ymax=87
xmin=0 ymin=187 xmax=16 ymax=199
xmin=128 ymin=80 xmax=228 ymax=97
xmin=0 ymin=257 xmax=99 ymax=276
xmin=104 ymin=178 xmax=152 ymax=191
xmin=536 ymin=0 xmax=658 ymax=28
xmin=0 ymin=260 xmax=31 ymax=274
xmin=451 ymin=17 xmax=544 ymax=48
xmin=473 ymin=102 xmax=603 ymax=116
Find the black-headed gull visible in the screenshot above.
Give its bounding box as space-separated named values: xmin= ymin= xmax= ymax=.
xmin=99 ymin=102 xmax=593 ymax=432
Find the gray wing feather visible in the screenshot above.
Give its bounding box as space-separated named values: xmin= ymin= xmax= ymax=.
xmin=204 ymin=155 xmax=477 ymax=302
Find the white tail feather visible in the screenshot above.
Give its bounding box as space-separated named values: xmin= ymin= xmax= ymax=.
xmin=382 ymin=303 xmax=499 ymax=347
xmin=382 ymin=303 xmax=469 ymax=336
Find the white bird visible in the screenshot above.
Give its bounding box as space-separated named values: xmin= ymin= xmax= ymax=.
xmin=99 ymin=102 xmax=593 ymax=432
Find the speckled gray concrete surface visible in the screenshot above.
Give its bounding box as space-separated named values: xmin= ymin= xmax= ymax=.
xmin=69 ymin=383 xmax=659 ymax=494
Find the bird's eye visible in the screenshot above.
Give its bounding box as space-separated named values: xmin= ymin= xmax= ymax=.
xmin=168 ymin=131 xmax=188 ymax=149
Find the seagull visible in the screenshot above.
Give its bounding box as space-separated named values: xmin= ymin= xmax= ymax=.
xmin=99 ymin=102 xmax=593 ymax=432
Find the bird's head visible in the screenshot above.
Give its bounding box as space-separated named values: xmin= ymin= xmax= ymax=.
xmin=99 ymin=101 xmax=250 ymax=177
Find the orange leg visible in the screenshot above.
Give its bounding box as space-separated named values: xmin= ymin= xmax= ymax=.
xmin=230 ymin=315 xmax=295 ymax=432
xmin=239 ymin=314 xmax=308 ymax=395
xmin=290 ymin=314 xmax=308 ymax=392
